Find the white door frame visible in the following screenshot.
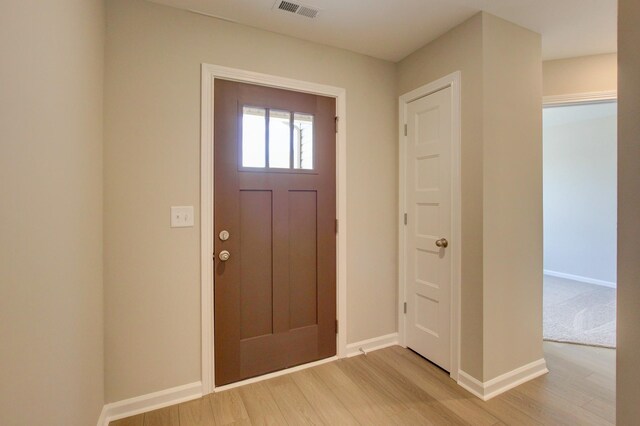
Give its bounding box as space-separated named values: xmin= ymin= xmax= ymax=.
xmin=542 ymin=90 xmax=617 ymax=107
xmin=200 ymin=64 xmax=348 ymax=395
xmin=398 ymin=71 xmax=462 ymax=381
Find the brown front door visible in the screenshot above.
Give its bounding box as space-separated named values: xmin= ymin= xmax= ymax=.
xmin=214 ymin=79 xmax=336 ymax=386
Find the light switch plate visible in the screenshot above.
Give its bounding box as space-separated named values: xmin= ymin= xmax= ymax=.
xmin=171 ymin=206 xmax=194 ymax=228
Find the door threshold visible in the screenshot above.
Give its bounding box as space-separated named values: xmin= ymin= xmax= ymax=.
xmin=213 ymin=355 xmax=338 ymax=393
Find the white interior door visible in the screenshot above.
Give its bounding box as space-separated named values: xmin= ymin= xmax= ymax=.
xmin=405 ymin=86 xmax=452 ymax=371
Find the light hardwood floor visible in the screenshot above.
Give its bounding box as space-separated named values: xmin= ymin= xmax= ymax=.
xmin=111 ymin=342 xmax=615 ymax=425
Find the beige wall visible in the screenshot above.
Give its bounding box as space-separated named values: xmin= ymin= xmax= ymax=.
xmin=0 ymin=1 xmax=105 ymax=425
xmin=543 ymin=53 xmax=617 ymax=97
xmin=398 ymin=13 xmax=543 ymax=382
xmin=0 ymin=0 xmax=620 ymax=416
xmin=481 ymin=14 xmax=543 ymax=380
xmin=617 ymin=0 xmax=640 ymax=422
xmin=398 ymin=14 xmax=485 ymax=379
xmin=104 ymin=0 xmax=397 ymax=402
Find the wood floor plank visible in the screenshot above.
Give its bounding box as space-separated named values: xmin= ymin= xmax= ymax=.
xmin=586 ymin=371 xmax=616 ymax=394
xmin=120 ymin=342 xmax=615 ymax=426
xmin=372 ymin=347 xmax=498 ymax=425
xmin=219 ymin=420 xmax=251 ymax=426
xmin=209 ymin=388 xmax=249 ymax=425
xmin=544 ymin=345 xmax=616 ymax=405
xmin=237 ymin=381 xmax=287 ymax=425
xmin=472 ymin=396 xmax=544 ymax=426
xmin=312 ymin=360 xmax=397 ymax=424
xmin=266 ymin=375 xmax=323 ymax=425
xmin=179 ymin=397 xmax=215 ymax=426
xmin=392 ymin=348 xmax=546 ymax=426
xmin=110 ymin=414 xmax=144 ymax=426
xmin=390 ymin=347 xmax=542 ymax=426
xmin=289 ymin=368 xmax=359 ymax=425
xmin=544 ymin=343 xmax=615 ymax=383
xmin=340 ymin=352 xmax=471 ymax=425
xmin=582 ymin=396 xmax=616 ymax=424
xmin=144 ymin=405 xmax=179 ymax=426
xmin=525 ymin=370 xmax=594 ymax=407
xmin=496 ymin=381 xmax=612 ymax=426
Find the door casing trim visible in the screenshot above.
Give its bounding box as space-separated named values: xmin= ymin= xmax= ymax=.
xmin=200 ymin=63 xmax=347 ymax=395
xmin=543 ymin=90 xmax=617 ymax=107
xmin=398 ymin=71 xmax=462 ymax=382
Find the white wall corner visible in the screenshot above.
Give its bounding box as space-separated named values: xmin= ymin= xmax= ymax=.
xmin=457 ymin=358 xmax=548 ymax=401
xmin=98 ymin=381 xmax=202 ymax=426
xmin=346 ymin=332 xmax=399 ymax=357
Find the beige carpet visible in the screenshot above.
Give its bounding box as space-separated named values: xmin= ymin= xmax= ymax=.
xmin=543 ymin=275 xmax=616 ymax=348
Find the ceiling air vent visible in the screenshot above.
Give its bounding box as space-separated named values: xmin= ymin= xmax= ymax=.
xmin=273 ymin=0 xmax=320 ymax=19
xmin=277 ymin=1 xmax=299 ymax=13
xmin=296 ymin=6 xmax=318 ymax=18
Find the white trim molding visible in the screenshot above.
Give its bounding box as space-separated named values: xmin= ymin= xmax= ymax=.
xmin=544 ymin=270 xmax=616 ymax=288
xmin=458 ymin=359 xmax=548 ymax=401
xmin=346 ymin=332 xmax=400 ymax=357
xmin=200 ymin=64 xmax=348 ymax=395
xmin=543 ymin=90 xmax=617 ymax=107
xmin=98 ymin=382 xmax=202 ymax=426
xmin=96 ymin=407 xmax=107 ymax=426
xmin=397 ymin=71 xmax=462 ymax=382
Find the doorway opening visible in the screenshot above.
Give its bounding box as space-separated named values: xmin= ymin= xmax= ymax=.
xmin=542 ymin=97 xmax=617 ymax=422
xmin=543 ymin=99 xmax=617 ymax=349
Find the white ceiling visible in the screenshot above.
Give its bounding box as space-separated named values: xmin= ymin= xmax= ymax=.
xmin=147 ymin=0 xmax=616 ymax=62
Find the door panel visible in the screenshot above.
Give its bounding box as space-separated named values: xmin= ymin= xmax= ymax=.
xmin=239 ymin=190 xmax=273 ymax=340
xmin=405 ymin=87 xmax=452 ymax=371
xmin=214 ymin=79 xmax=336 ymax=386
xmin=289 ymin=190 xmax=318 ymax=329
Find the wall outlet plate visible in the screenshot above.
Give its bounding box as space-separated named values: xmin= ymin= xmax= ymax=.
xmin=171 ymin=206 xmax=194 ymax=228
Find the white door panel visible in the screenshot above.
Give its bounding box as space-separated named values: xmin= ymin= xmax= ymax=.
xmin=405 ymin=87 xmax=452 ymax=371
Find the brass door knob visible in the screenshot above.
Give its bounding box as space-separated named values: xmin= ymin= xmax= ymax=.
xmin=435 ymin=238 xmax=449 ymax=248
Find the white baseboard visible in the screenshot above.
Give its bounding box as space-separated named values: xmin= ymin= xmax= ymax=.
xmin=457 ymin=370 xmax=485 ymax=399
xmin=98 ymin=353 xmax=342 ymax=424
xmin=96 ymin=406 xmax=107 ymax=426
xmin=346 ymin=332 xmax=399 ymax=357
xmin=458 ymin=358 xmax=548 ymax=401
xmin=544 ymin=270 xmax=616 ymax=288
xmin=98 ymin=381 xmax=202 ymax=426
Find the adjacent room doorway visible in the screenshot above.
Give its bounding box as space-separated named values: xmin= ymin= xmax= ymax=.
xmin=542 ymin=98 xmax=618 ymax=349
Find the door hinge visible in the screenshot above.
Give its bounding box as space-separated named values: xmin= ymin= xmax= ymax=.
xmin=335 ymin=116 xmax=339 ymax=133
xmin=335 ymin=218 xmax=338 ymax=234
xmin=403 ymin=302 xmax=407 ymax=314
xmin=404 ymin=124 xmax=407 ymax=136
xmin=335 ymin=319 xmax=339 ymax=333
xmin=404 ymin=213 xmax=407 ymax=225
